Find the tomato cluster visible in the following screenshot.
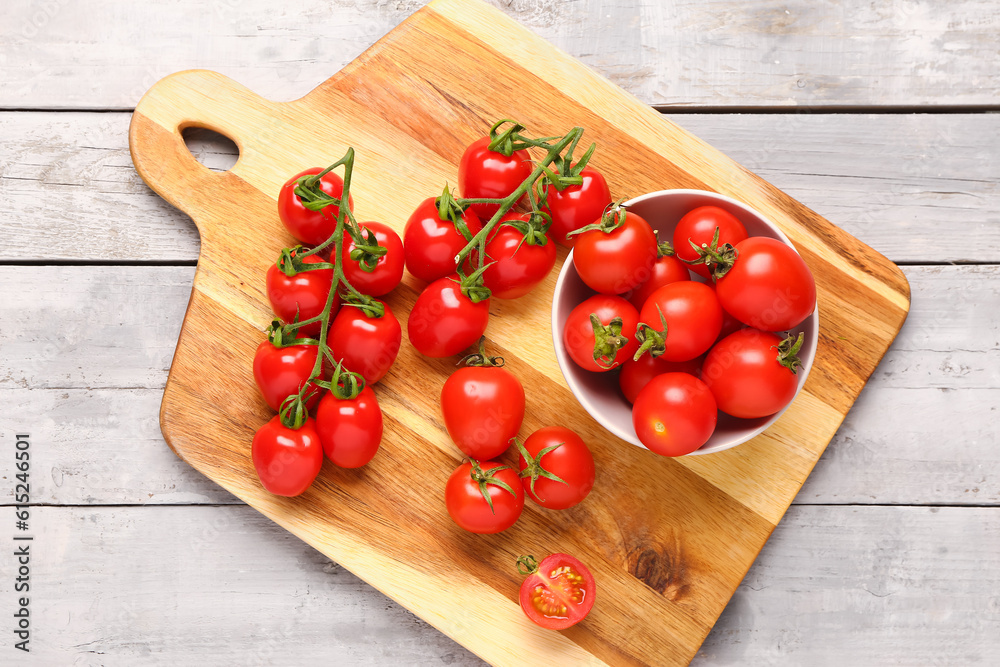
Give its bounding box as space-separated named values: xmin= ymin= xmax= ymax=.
xmin=564 ymin=204 xmax=816 ymax=456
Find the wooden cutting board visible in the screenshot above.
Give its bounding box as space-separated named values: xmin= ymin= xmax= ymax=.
xmin=129 ymin=1 xmax=910 ymax=664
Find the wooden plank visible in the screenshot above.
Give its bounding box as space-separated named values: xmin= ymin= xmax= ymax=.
xmin=3 ymin=112 xmax=996 ymax=264
xmin=2 ymin=0 xmax=998 ymax=109
xmin=1 ymin=265 xmax=995 ymax=507
xmin=5 ymin=505 xmax=996 ymax=665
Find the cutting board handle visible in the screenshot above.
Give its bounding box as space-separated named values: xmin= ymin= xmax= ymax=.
xmin=129 ymin=69 xmax=273 ymax=220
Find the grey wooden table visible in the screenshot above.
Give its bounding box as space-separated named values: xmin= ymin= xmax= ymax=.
xmin=1 ymin=1 xmax=998 ymax=664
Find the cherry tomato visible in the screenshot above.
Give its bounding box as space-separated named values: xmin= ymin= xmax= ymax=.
xmin=543 ymin=167 xmax=612 ymax=247
xmin=403 ymin=196 xmax=482 ymax=283
xmin=277 ymin=167 xmax=355 ymax=246
xmin=717 ymin=303 xmax=746 ymax=342
xmin=517 ymin=427 xmax=594 ymax=510
xmin=626 ymin=250 xmax=691 ymax=310
xmin=251 ymin=416 xmax=323 ymax=496
xmin=517 ymin=553 xmax=596 ymax=630
xmin=638 ymin=281 xmax=722 ymax=362
xmin=482 ymin=213 xmax=557 ymax=299
xmin=672 ymin=206 xmax=748 ymax=280
xmin=328 ymin=301 xmax=401 ymax=385
xmin=252 ymin=340 xmax=322 ymax=411
xmin=619 ymin=353 xmax=703 ymax=404
xmin=441 ymin=364 xmax=525 ymax=460
xmin=408 ymin=276 xmax=490 ymax=358
xmin=702 ymin=329 xmax=802 ymax=419
xmin=572 ymin=211 xmax=657 ymax=294
xmin=458 ymin=136 xmax=533 ymax=219
xmin=445 ymin=460 xmax=524 ymax=534
xmin=563 ymin=295 xmax=639 ymax=372
xmin=315 ymin=385 xmax=383 ymax=468
xmin=715 ymin=237 xmax=817 ymax=332
xmin=341 ymin=222 xmax=404 ymax=296
xmin=266 ymin=254 xmax=338 ymax=338
xmin=632 ymin=373 xmax=717 ymax=456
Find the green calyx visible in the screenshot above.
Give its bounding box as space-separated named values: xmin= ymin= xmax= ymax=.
xmin=469 ymin=459 xmax=517 ymax=515
xmin=436 ymin=184 xmax=475 ymax=242
xmin=516 ymin=555 xmax=540 ymax=576
xmin=500 ymin=210 xmax=552 ymax=248
xmin=347 ymin=226 xmax=387 ymax=273
xmin=278 ymin=384 xmax=316 ymax=430
xmin=275 ymin=245 xmax=334 ymax=277
xmin=455 ymin=264 xmax=493 ymax=304
xmin=314 ymin=360 xmax=366 ymax=400
xmin=266 ymin=319 xmax=319 ymax=348
xmin=590 ymin=313 xmax=630 ymax=369
xmin=487 ymin=119 xmax=531 ymax=155
xmin=680 ymin=226 xmax=738 ymax=280
xmin=545 ymin=140 xmax=597 ymax=191
xmin=774 ymin=331 xmax=805 ymax=374
xmin=459 ymin=336 xmax=504 ymax=368
xmin=514 ymin=439 xmax=568 ymax=499
xmin=633 ymin=305 xmax=669 ymax=360
xmin=294 ymin=158 xmax=350 ymax=212
xmin=657 ymin=240 xmax=675 ymax=258
xmin=340 ymin=292 xmax=385 ymax=319
xmin=566 ymin=200 xmax=628 ymax=239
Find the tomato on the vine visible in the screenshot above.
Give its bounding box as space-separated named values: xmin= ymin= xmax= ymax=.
xmin=702 ymin=329 xmax=803 ymax=419
xmin=715 ymin=237 xmax=817 ymax=332
xmin=517 ymin=553 xmax=596 ymax=630
xmin=517 ymin=427 xmax=594 ymax=510
xmin=441 ymin=359 xmax=525 ymax=460
xmin=328 ymin=301 xmax=401 ymax=385
xmin=445 ymin=460 xmax=524 ymax=534
xmin=572 ymin=210 xmax=657 ymax=294
xmin=277 ymin=167 xmax=355 ymax=246
xmin=632 ymin=373 xmax=717 ymax=456
xmin=408 ymin=276 xmax=490 ymax=358
xmin=619 ymin=353 xmax=703 ymax=404
xmin=637 ymin=281 xmax=722 ymax=362
xmin=252 ymin=416 xmax=324 ymax=496
xmin=341 ymin=222 xmax=404 ymax=296
xmin=482 ymin=213 xmax=557 ymax=299
xmin=627 ymin=244 xmax=691 ymax=310
xmin=252 ymin=339 xmax=322 ymax=411
xmin=266 ymin=253 xmax=337 ymax=338
xmin=315 ymin=385 xmax=383 ymax=468
xmin=458 ymin=136 xmax=533 ymax=219
xmin=403 ymin=196 xmax=481 ymax=283
xmin=563 ymin=295 xmax=639 ymax=372
xmin=543 ymin=166 xmax=612 ymax=247
xmin=672 ymin=206 xmax=748 ymax=280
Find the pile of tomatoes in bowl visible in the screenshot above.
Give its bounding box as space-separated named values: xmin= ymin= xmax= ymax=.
xmin=553 ymin=189 xmax=819 ymax=457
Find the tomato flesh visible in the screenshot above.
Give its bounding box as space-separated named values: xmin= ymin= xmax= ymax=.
xmin=519 ymin=554 xmax=596 ymax=630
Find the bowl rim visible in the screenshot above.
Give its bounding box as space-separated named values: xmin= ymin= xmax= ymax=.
xmin=550 ymin=188 xmax=820 ymax=456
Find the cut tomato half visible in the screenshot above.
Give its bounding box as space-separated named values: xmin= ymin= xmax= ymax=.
xmin=517 ymin=553 xmax=596 ymax=630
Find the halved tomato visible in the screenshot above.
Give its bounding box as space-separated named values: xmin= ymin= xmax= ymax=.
xmin=517 ymin=553 xmax=596 ymax=630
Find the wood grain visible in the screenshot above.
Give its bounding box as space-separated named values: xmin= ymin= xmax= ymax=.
xmin=3 ymin=0 xmax=998 ymax=110
xmin=121 ymin=2 xmax=910 ymax=663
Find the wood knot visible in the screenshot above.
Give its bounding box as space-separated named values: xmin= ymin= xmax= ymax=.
xmin=627 ymin=545 xmax=689 ymax=601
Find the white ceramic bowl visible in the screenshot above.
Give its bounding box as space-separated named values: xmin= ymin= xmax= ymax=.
xmin=551 ymin=189 xmax=819 ymax=456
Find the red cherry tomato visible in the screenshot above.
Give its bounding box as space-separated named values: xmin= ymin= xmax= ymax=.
xmin=251 ymin=416 xmax=324 ymax=496
xmin=572 ymin=211 xmax=657 ymax=294
xmin=632 ymin=373 xmax=717 ymax=456
xmin=458 ymin=136 xmax=533 ymax=219
xmin=638 ymin=281 xmax=722 ymax=362
xmin=277 ymin=167 xmax=355 ymax=246
xmin=619 ymin=353 xmax=703 ymax=404
xmin=543 ymin=167 xmax=612 ymax=247
xmin=328 ymin=301 xmax=401 ymax=385
xmin=563 ymin=295 xmax=639 ymax=372
xmin=716 ymin=237 xmax=817 ymax=332
xmin=517 ymin=427 xmax=594 ymax=510
xmin=266 ymin=254 xmax=338 ymax=338
xmin=445 ymin=460 xmax=524 ymax=534
xmin=341 ymin=222 xmax=404 ymax=296
xmin=518 ymin=553 xmax=596 ymax=630
xmin=626 ymin=250 xmax=691 ymax=310
xmin=672 ymin=206 xmax=748 ymax=280
xmin=441 ymin=365 xmax=525 ymax=460
xmin=252 ymin=340 xmax=322 ymax=411
xmin=702 ymin=329 xmax=802 ymax=418
xmin=403 ymin=196 xmax=482 ymax=283
xmin=315 ymin=385 xmax=383 ymax=468
xmin=408 ymin=276 xmax=490 ymax=358
xmin=482 ymin=213 xmax=557 ymax=299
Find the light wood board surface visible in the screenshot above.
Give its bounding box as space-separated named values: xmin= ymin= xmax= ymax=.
xmin=1 ymin=0 xmax=996 ymax=664
xmin=123 ymin=1 xmax=910 ymax=664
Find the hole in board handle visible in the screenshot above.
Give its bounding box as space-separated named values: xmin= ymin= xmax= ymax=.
xmin=182 ymin=127 xmax=239 ymax=172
